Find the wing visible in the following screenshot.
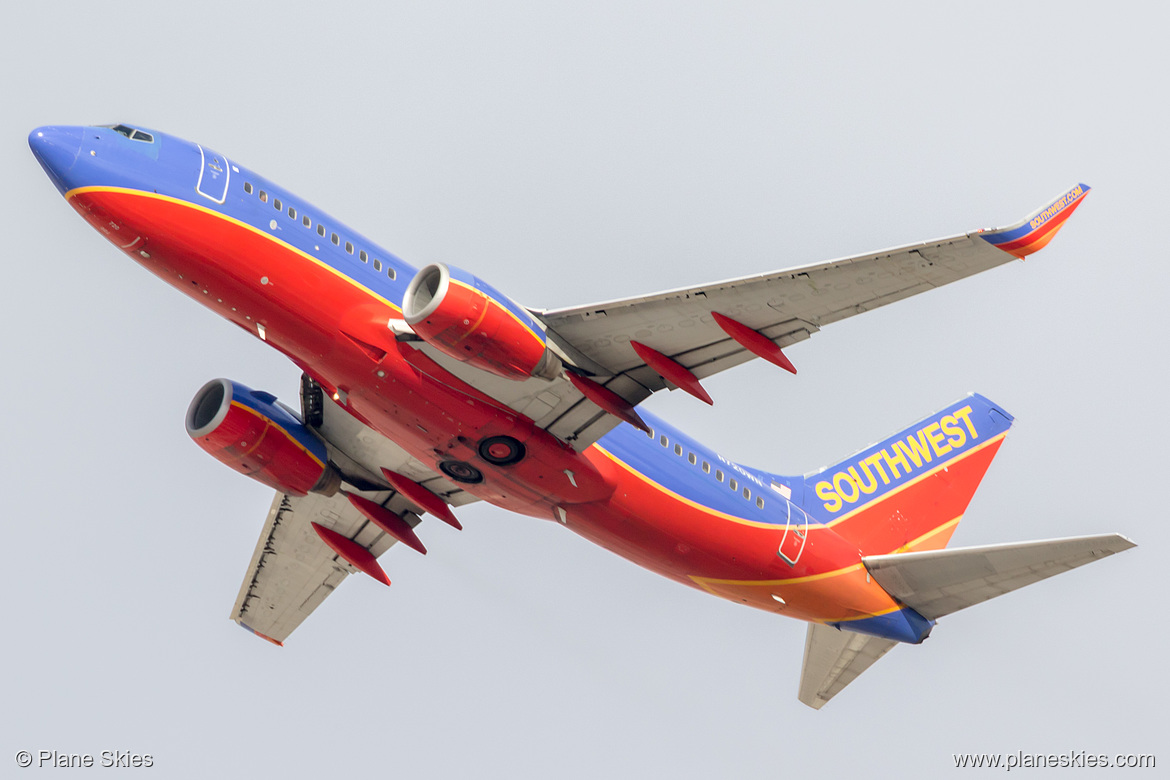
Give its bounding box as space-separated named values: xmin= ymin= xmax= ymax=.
xmin=798 ymin=622 xmax=898 ymax=709
xmin=231 ymin=489 xmax=402 ymax=644
xmin=539 ymin=184 xmax=1090 ymax=398
xmin=230 ymin=384 xmax=478 ymax=645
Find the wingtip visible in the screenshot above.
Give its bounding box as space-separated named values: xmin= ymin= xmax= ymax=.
xmin=980 ymin=183 xmax=1091 ymax=259
xmin=236 ymin=620 xmax=286 ymax=647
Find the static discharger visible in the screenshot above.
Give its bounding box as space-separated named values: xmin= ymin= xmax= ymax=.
xmin=630 ymin=340 xmax=713 ymax=405
xmin=381 ymin=468 xmax=462 ymax=530
xmin=343 ymin=492 xmax=428 ymax=555
xmin=566 ymin=372 xmax=651 ymax=434
xmin=311 ymin=522 xmax=391 ymax=585
xmin=711 ymin=312 xmax=797 ymax=374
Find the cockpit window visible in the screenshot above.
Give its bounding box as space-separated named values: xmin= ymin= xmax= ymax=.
xmin=105 ymin=124 xmax=155 ymax=143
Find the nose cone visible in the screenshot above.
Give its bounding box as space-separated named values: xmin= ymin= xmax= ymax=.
xmin=29 ymin=125 xmax=85 ymax=195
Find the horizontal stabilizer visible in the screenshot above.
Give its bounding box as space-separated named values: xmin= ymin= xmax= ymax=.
xmin=863 ymin=533 xmax=1135 ymax=620
xmin=798 ymin=623 xmax=897 ymax=709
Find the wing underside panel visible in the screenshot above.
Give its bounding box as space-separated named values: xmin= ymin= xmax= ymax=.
xmin=230 ymin=490 xmax=412 ymax=644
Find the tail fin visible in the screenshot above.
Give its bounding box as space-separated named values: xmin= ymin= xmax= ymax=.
xmin=803 ymin=393 xmax=1014 ymax=554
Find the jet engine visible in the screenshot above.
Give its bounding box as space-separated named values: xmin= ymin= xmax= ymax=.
xmin=186 ymin=378 xmax=340 ymax=496
xmin=402 ymin=263 xmax=561 ymax=380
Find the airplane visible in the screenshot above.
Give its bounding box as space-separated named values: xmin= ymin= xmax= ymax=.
xmin=29 ymin=123 xmax=1134 ymax=708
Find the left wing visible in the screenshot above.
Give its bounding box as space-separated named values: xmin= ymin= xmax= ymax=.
xmin=231 ymin=488 xmax=413 ymax=645
xmin=231 ymin=383 xmax=477 ymax=645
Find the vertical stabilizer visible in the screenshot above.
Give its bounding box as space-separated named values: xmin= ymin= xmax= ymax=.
xmin=803 ymin=394 xmax=1014 ymax=554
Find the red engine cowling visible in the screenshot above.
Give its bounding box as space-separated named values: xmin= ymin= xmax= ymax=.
xmin=185 ymin=378 xmax=340 ymax=497
xmin=403 ymin=263 xmax=561 ymax=380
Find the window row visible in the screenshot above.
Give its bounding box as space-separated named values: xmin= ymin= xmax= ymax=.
xmin=243 ymin=181 xmax=396 ymax=281
xmin=653 ymin=430 xmax=764 ymax=509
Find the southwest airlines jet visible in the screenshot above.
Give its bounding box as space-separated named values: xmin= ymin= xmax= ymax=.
xmin=30 ymin=123 xmax=1134 ymax=708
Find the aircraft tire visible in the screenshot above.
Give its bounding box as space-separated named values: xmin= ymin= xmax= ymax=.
xmin=439 ymin=460 xmax=484 ymax=484
xmin=477 ymin=435 xmax=526 ymax=466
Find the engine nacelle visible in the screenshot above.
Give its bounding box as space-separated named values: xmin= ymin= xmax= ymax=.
xmin=402 ymin=263 xmax=561 ymax=380
xmin=186 ymin=378 xmax=340 ymax=497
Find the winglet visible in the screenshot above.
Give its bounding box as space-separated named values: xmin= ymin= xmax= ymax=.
xmin=979 ymin=183 xmax=1090 ymax=259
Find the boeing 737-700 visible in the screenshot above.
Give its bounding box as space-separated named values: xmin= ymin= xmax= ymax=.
xmin=29 ymin=123 xmax=1134 ymax=708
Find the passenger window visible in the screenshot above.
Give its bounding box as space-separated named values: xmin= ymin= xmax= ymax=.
xmin=274 ymin=198 xmax=282 ymax=211
xmin=674 ymin=444 xmax=683 ymax=456
xmin=756 ymin=496 xmax=765 ymax=509
xmin=716 ymin=470 xmax=724 ymax=482
xmin=288 ymin=206 xmax=296 ymax=219
xmin=387 ymin=267 xmax=396 ymax=280
xmin=303 ymin=215 xmax=311 ymax=227
xmin=688 ymin=453 xmax=697 ymax=465
xmin=331 ymin=233 xmax=340 ymax=246
xmin=359 ymin=250 xmax=368 ymax=263
xmin=702 ymin=461 xmax=710 ymax=474
xmin=660 ymin=435 xmax=668 ymax=447
xmin=244 ymin=182 xmax=253 ymax=194
xmin=317 ymin=225 xmax=326 ymax=237
xmin=259 ymin=190 xmax=268 ymax=202
xmin=743 ymin=487 xmax=751 ymax=499
xmin=730 ymin=478 xmax=738 ymax=491
xmin=646 ymin=427 xmax=654 ymax=438
xmin=373 ymin=259 xmax=383 ymax=272
xmin=345 ymin=241 xmax=354 ymax=254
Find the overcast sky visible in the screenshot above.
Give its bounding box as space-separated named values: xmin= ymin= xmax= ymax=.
xmin=3 ymin=2 xmax=1165 ymax=777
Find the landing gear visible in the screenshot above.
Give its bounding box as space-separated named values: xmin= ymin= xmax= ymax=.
xmin=477 ymin=435 xmax=526 ymax=466
xmin=439 ymin=460 xmax=484 ymax=484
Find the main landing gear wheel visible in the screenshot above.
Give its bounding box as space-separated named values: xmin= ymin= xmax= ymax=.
xmin=439 ymin=460 xmax=484 ymax=484
xmin=477 ymin=435 xmax=526 ymax=466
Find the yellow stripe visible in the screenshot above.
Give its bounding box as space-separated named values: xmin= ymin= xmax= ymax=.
xmin=230 ymin=401 xmax=326 ymax=468
xmin=592 ymin=443 xmax=784 ymax=529
xmin=449 ymin=278 xmax=547 ymax=355
xmin=687 ymin=513 xmax=962 ymax=594
xmin=816 ymin=432 xmax=1007 ymax=528
xmin=66 ymin=186 xmax=402 ymax=314
xmin=591 ymin=432 xmax=1003 ymax=532
xmin=896 ymin=515 xmax=961 ymax=553
xmin=691 ymin=562 xmax=866 ymax=589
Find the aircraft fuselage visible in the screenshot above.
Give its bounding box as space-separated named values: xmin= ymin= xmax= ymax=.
xmin=31 ymin=124 xmax=1006 ymax=645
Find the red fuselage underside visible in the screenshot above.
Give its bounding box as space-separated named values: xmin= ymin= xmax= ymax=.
xmin=70 ymin=187 xmax=1002 ymax=623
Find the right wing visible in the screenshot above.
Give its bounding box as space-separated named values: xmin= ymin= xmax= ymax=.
xmin=389 ymin=186 xmax=1090 ymax=452
xmin=539 ymin=184 xmax=1090 ymax=391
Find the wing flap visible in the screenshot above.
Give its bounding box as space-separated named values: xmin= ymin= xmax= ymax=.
xmin=862 ymin=533 xmax=1135 ymax=621
xmin=798 ymin=622 xmax=898 ymax=709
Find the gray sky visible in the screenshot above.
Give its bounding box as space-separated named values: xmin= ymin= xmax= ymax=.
xmin=3 ymin=2 xmax=1165 ymax=777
